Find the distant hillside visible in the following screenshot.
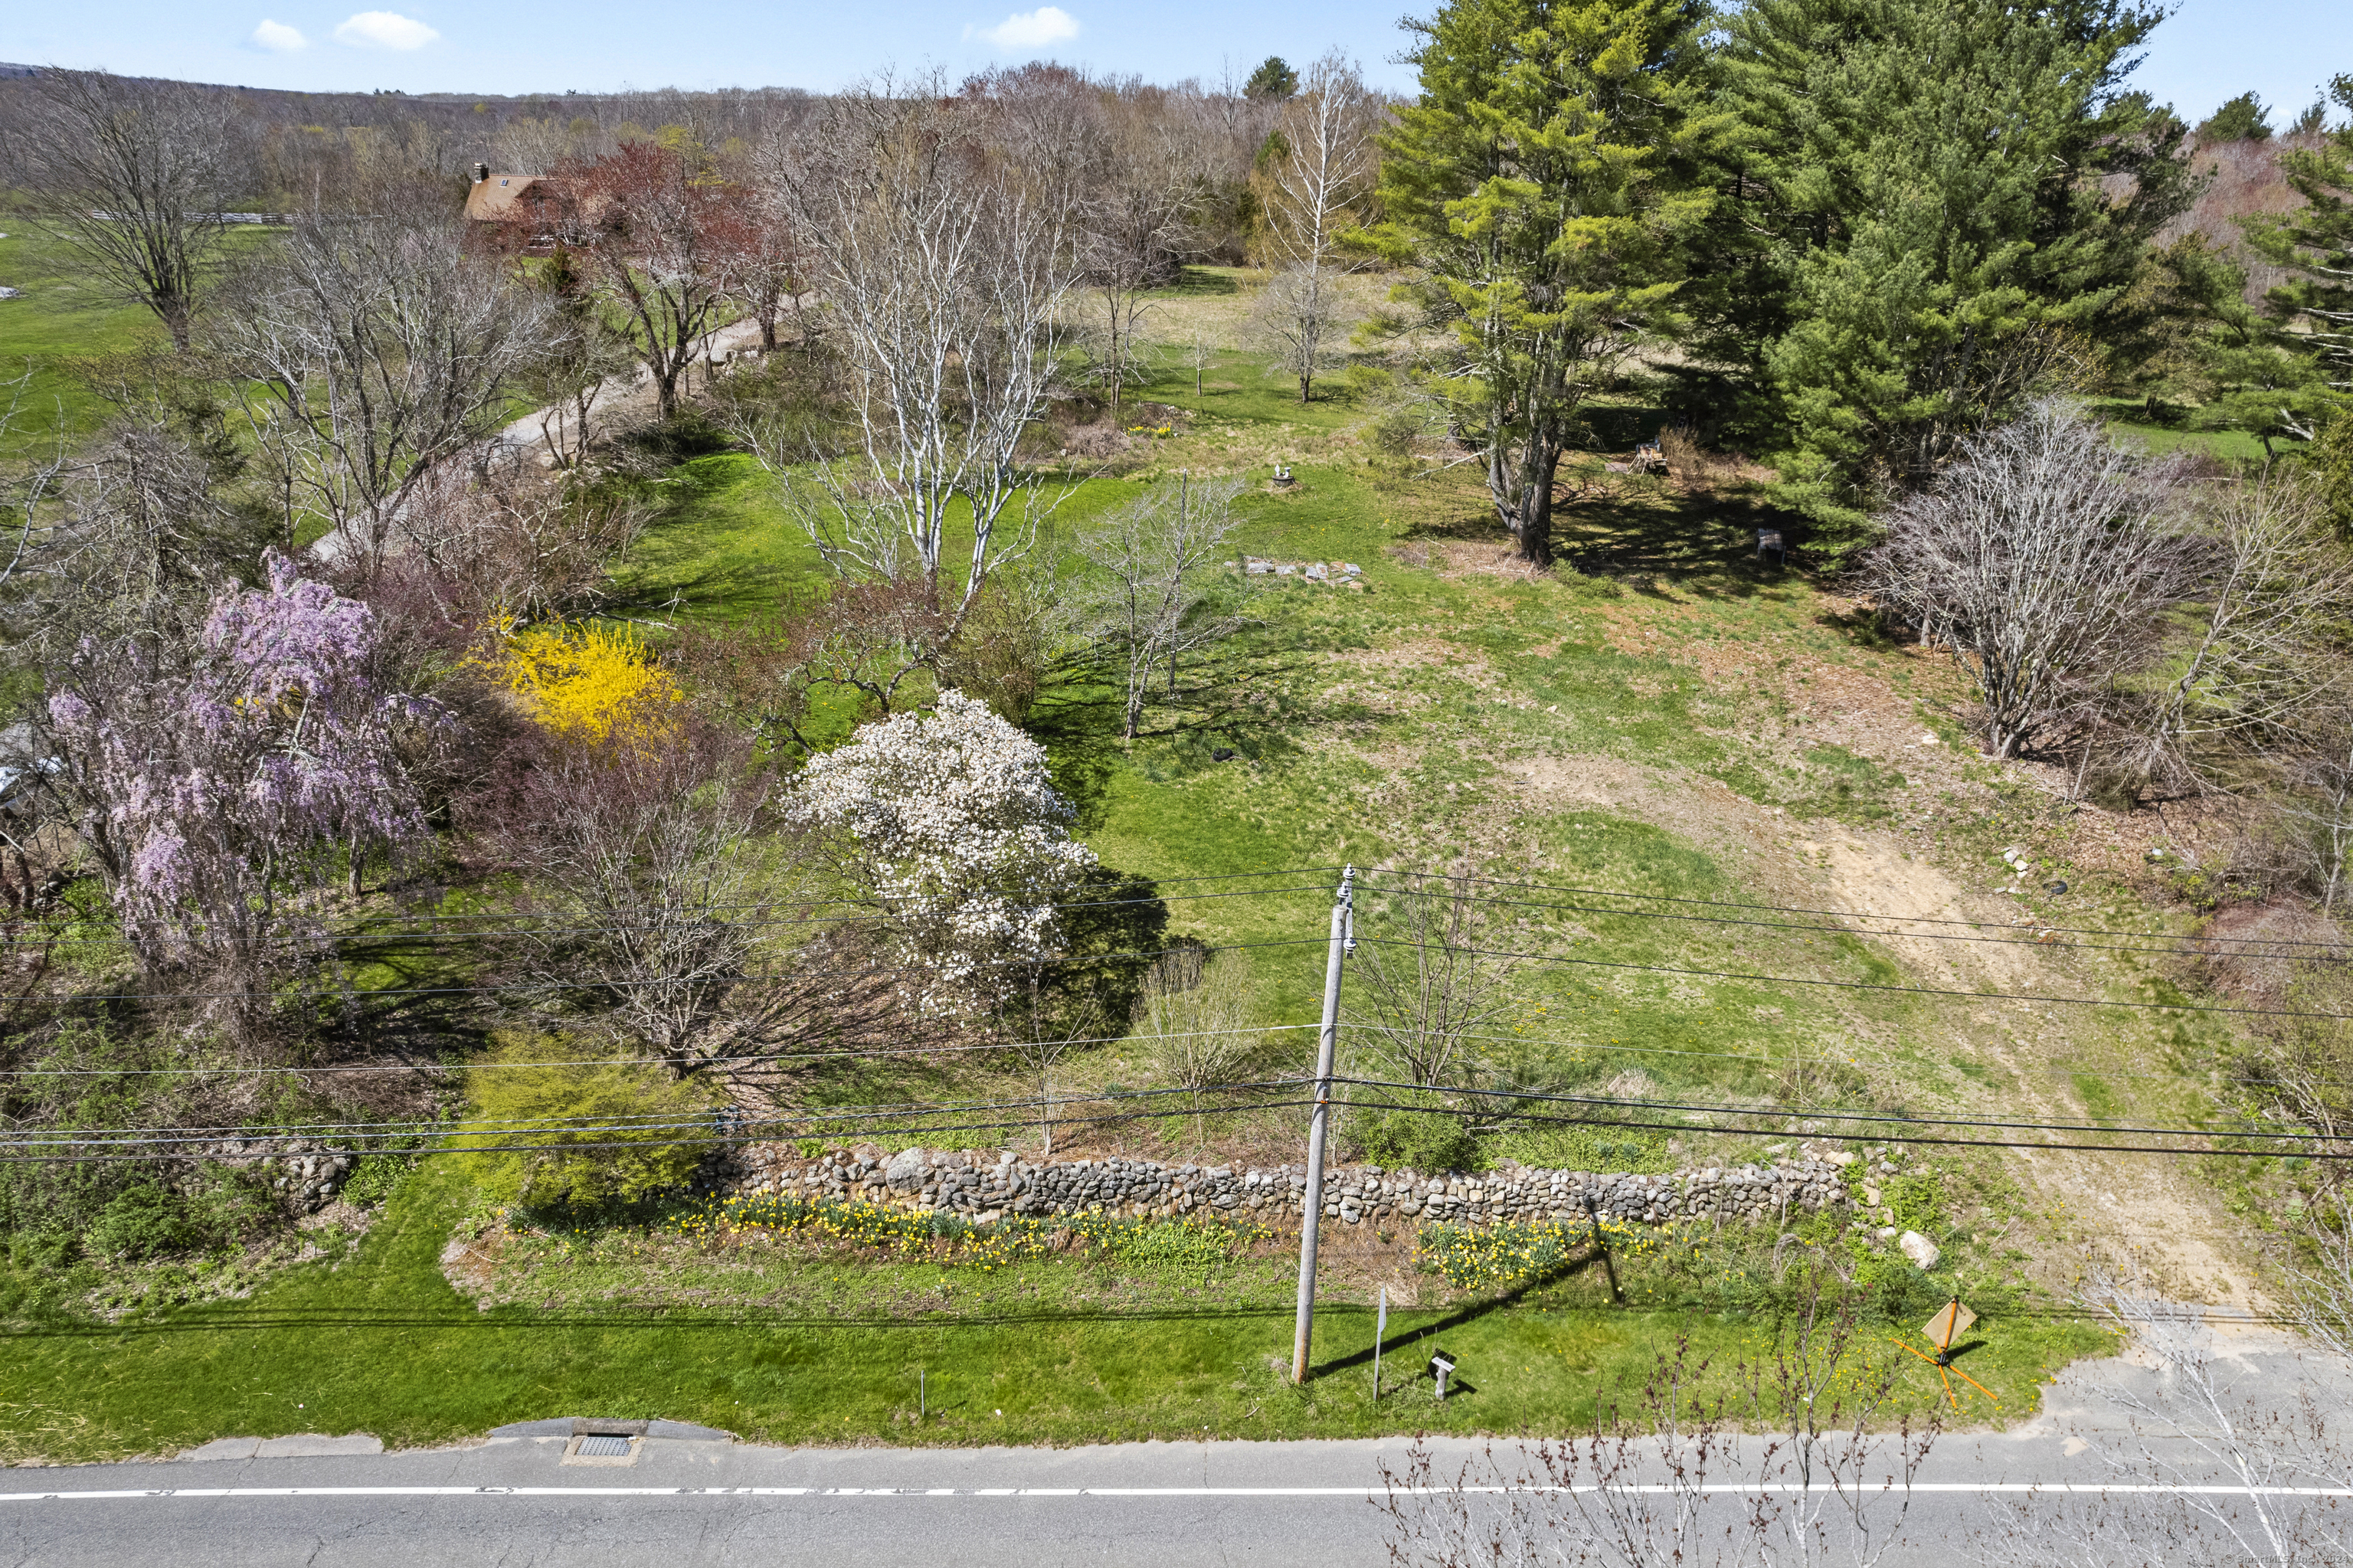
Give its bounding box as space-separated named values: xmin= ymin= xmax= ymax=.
xmin=2159 ymin=133 xmax=2327 ymax=303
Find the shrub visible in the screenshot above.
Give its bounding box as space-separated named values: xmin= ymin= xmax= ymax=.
xmin=482 ymin=621 xmax=684 ymax=747
xmin=8 ymin=1226 xmax=83 ymax=1272
xmin=460 ymin=1030 xmax=722 ymax=1210
xmin=1353 ymin=1096 xmax=1484 ymax=1173
xmin=86 ymin=1184 xmax=214 ymax=1262
xmin=339 ymin=1151 xmax=415 ymax=1210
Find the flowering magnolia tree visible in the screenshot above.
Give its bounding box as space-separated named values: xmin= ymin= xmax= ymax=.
xmin=46 ymin=551 xmax=437 ymax=1036
xmin=784 ymin=690 xmax=1096 ymax=1015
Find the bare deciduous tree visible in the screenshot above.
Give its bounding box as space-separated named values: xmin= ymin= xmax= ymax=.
xmin=758 ymin=78 xmax=1080 ymax=629
xmin=0 ymin=374 xmax=73 ymax=599
xmin=1248 ymin=264 xmax=1360 ymax=404
xmin=1969 ymin=1276 xmax=2353 ymax=1568
xmin=1076 ymin=473 xmax=1245 ymax=739
xmin=15 ymin=406 xmax=255 ymax=658
xmin=2123 ymin=472 xmax=2353 ymax=792
xmin=1347 ymin=866 xmax=1518 ymax=1089
xmin=489 ymin=116 xmax=575 ymax=178
xmin=216 ymin=209 xmax=548 ymax=580
xmin=558 ymin=141 xmax=739 ymax=421
xmin=1252 ymin=51 xmax=1379 ymax=402
xmin=513 ymin=298 xmax=640 ymax=470
xmin=2282 ymin=707 xmax=2353 ymax=912
xmin=1081 ymin=246 xmax=1160 ymax=415
xmin=394 ymin=460 xmax=649 ymax=625
xmin=1179 ymin=323 xmax=1219 ymax=398
xmin=1134 ymin=946 xmax=1269 ymax=1142
xmin=476 ymin=716 xmax=806 ymax=1075
xmin=1864 ymin=402 xmax=2202 ymax=760
xmin=5 ymin=69 xmax=244 ymax=350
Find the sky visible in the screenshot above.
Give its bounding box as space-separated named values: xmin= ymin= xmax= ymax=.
xmin=1 ymin=0 xmax=2347 ymax=123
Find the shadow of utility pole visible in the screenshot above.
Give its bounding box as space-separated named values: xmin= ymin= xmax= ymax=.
xmin=1305 ymin=1242 xmax=1610 ymax=1383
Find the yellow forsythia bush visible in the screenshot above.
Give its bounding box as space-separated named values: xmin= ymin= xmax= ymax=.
xmin=483 ymin=620 xmax=682 ymax=745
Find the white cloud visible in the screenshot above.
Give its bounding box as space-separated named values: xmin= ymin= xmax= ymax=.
xmin=332 ymin=10 xmax=440 ymax=49
xmin=251 ymin=18 xmax=309 ymax=51
xmin=967 ymin=5 xmax=1079 ymax=50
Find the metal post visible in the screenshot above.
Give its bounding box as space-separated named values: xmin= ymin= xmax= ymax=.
xmin=1292 ymin=866 xmax=1355 ymax=1386
xmin=1374 ymin=1284 xmax=1388 ymax=1399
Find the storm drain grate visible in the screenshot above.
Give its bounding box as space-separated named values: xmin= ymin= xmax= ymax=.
xmin=574 ymin=1435 xmax=633 ymax=1457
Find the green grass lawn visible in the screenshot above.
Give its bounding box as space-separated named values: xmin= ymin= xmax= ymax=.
xmin=0 ymin=1167 xmax=2107 ymax=1463
xmin=597 ymin=439 xmax=2202 ymax=1128
xmin=0 ymin=228 xmax=168 ymax=452
xmin=2084 ymin=398 xmax=2304 ymax=465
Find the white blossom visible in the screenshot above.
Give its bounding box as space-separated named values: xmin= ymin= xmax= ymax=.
xmin=785 ymin=690 xmax=1095 ymax=1011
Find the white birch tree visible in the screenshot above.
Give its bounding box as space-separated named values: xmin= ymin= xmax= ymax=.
xmin=1252 ymin=51 xmax=1381 ymax=402
xmin=760 ymin=79 xmax=1080 ymax=634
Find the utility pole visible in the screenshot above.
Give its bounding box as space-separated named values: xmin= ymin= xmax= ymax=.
xmin=1292 ymin=864 xmax=1354 ymax=1386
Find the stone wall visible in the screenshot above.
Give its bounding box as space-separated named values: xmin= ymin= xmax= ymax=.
xmin=714 ymin=1143 xmax=1863 ymax=1232
xmin=186 ymin=1140 xmax=359 ymax=1213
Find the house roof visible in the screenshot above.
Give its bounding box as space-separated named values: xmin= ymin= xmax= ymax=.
xmin=463 ymin=174 xmax=553 ymax=223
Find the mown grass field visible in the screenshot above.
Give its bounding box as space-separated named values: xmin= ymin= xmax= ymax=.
xmin=0 ymin=1167 xmax=2108 ymax=1464
xmin=0 ymin=228 xmax=162 ymax=451
xmin=0 ymin=226 xmax=296 ymax=453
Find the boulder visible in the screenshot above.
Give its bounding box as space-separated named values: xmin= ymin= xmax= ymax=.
xmin=1898 ymin=1231 xmax=1941 ymax=1270
xmin=885 ymin=1147 xmax=930 ymax=1193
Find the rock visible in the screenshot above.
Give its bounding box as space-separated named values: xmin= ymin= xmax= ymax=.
xmin=885 ymin=1147 xmax=930 ymax=1193
xmin=1899 ymin=1231 xmax=1941 ymax=1270
xmin=1862 ymin=1183 xmax=1882 ymax=1207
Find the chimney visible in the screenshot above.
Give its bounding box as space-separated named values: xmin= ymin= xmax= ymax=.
xmin=472 ymin=162 xmax=489 ymax=184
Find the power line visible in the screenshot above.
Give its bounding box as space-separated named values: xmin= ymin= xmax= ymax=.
xmin=0 ymin=1085 xmax=1319 ymax=1164
xmin=1330 ymin=1074 xmax=2334 ymax=1147
xmin=1354 ymin=873 xmax=2348 ymax=964
xmin=1359 ymin=866 xmax=2351 ymax=954
xmin=0 ymin=1064 xmax=1313 ymax=1141
xmin=0 ymin=936 xmax=1332 ymax=1005
xmin=1343 ymin=934 xmax=2353 ymax=1024
xmin=10 ymin=865 xmax=2315 ymax=969
xmin=18 ymin=926 xmax=2342 ymax=1023
xmin=0 ymin=877 xmax=1343 ymax=951
xmin=0 ymin=1022 xmax=1321 ymax=1078
xmin=10 ymin=1071 xmax=2344 ymax=1163
xmin=1342 ymin=1022 xmax=2322 ymax=1096
xmin=14 ymin=1089 xmax=2342 ymax=1166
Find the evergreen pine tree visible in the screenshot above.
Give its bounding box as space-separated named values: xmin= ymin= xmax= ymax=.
xmin=2128 ymin=233 xmax=2334 ymax=457
xmin=1690 ymin=0 xmax=2191 ymax=561
xmin=1370 ymin=0 xmax=1717 ymax=566
xmin=2198 ymin=92 xmax=2274 ymax=142
xmin=1245 ymin=57 xmax=1299 ymax=101
xmin=2244 ymin=73 xmax=2353 ymax=440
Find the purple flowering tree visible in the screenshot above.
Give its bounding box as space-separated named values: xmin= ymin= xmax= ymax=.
xmin=46 ymin=551 xmax=438 ymax=1037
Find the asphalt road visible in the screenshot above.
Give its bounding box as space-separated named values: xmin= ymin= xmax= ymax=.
xmin=6 ymin=1332 xmax=2349 ymax=1566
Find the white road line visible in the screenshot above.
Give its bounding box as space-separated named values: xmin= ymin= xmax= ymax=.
xmin=5 ymin=1483 xmax=2353 ymax=1503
